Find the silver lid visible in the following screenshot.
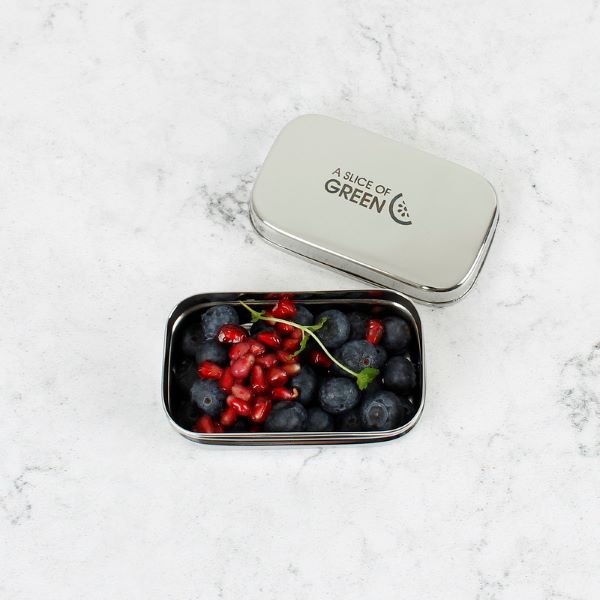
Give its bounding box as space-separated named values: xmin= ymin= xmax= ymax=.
xmin=250 ymin=115 xmax=498 ymax=304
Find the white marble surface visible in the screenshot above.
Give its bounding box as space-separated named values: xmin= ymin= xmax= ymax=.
xmin=2 ymin=1 xmax=600 ymax=598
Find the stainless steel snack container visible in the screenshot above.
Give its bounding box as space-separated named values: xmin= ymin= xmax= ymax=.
xmin=162 ymin=115 xmax=498 ymax=445
xmin=250 ymin=115 xmax=498 ymax=304
xmin=163 ymin=290 xmax=424 ymax=445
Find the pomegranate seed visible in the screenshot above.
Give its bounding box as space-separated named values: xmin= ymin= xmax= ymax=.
xmin=194 ymin=414 xmax=215 ymax=433
xmin=219 ymin=367 xmax=234 ymax=392
xmin=282 ymin=337 xmax=301 ymax=352
xmin=230 ymin=354 xmax=255 ymax=378
xmin=226 ymin=394 xmax=237 ymax=407
xmin=220 ymin=406 xmax=237 ymax=426
xmin=231 ymin=383 xmax=253 ymax=402
xmin=250 ymin=365 xmax=268 ymax=394
xmin=365 ymin=319 xmax=384 ymax=345
xmin=248 ymin=340 xmax=266 ymax=356
xmin=282 ymin=362 xmax=301 ymax=376
xmin=213 ymin=423 xmax=224 ymax=433
xmin=251 ymin=396 xmax=272 ymax=422
xmin=271 ymin=386 xmax=299 ymax=401
xmin=290 ymin=328 xmax=303 ymax=340
xmin=230 ymin=397 xmax=252 ymax=417
xmin=308 ymin=350 xmax=333 ymax=368
xmin=256 ymin=353 xmax=278 ymax=368
xmin=197 ymin=361 xmax=223 ymax=380
xmin=271 ymin=298 xmax=297 ymax=319
xmin=267 ymin=366 xmax=288 ymax=387
xmin=217 ymin=324 xmax=248 ymax=344
xmin=229 ymin=341 xmax=251 ymax=360
xmin=276 ymin=321 xmax=295 ymax=335
xmin=276 ymin=349 xmax=298 ymax=363
xmin=257 ymin=330 xmax=281 ymax=349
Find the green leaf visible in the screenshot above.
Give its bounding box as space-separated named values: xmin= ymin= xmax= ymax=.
xmin=356 ymin=367 xmax=380 ymax=391
xmin=307 ymin=316 xmax=327 ymax=332
xmin=290 ymin=334 xmax=309 ymax=358
xmin=239 ymin=300 xmax=265 ymax=323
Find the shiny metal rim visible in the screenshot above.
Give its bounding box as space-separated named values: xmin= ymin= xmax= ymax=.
xmin=162 ymin=291 xmax=425 ymax=446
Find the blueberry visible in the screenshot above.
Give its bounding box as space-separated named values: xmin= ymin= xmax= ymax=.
xmin=361 ymin=377 xmax=384 ymax=399
xmin=319 ymin=377 xmax=359 ymax=414
xmin=294 ymin=305 xmax=314 ymax=326
xmin=347 ymin=311 xmax=369 ymax=340
xmin=315 ymin=309 xmax=350 ymax=349
xmin=194 ymin=340 xmax=228 ymax=366
xmin=382 ymin=356 xmax=417 ymax=392
xmin=360 ymin=390 xmax=403 ymax=431
xmin=176 ymin=399 xmax=201 ymax=430
xmin=374 ymin=345 xmax=388 ymax=368
xmin=264 ymin=402 xmax=308 ymax=432
xmin=172 ymin=358 xmax=198 ymax=396
xmin=397 ymin=395 xmax=418 ymax=424
xmin=230 ymin=418 xmax=251 ymax=432
xmin=201 ymin=305 xmax=240 ymax=340
xmin=336 ymin=408 xmax=362 ymax=431
xmin=190 ymin=379 xmax=226 ymax=417
xmin=306 ymin=407 xmax=334 ymax=432
xmin=250 ymin=319 xmax=271 ymax=335
xmin=290 ymin=365 xmax=318 ymax=406
xmin=333 ymin=340 xmax=387 ymax=376
xmin=181 ymin=322 xmax=205 ymax=357
xmin=382 ymin=316 xmax=411 ymax=353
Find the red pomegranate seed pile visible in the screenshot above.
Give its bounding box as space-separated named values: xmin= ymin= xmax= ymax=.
xmin=193 ymin=298 xmax=305 ymax=433
xmin=191 ymin=297 xmax=387 ymax=433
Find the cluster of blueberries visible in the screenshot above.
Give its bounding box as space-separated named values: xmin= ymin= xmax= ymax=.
xmin=172 ymin=301 xmax=419 ymax=433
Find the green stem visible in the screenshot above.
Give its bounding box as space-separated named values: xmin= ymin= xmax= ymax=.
xmin=304 ymin=328 xmax=358 ymax=378
xmin=240 ymin=301 xmax=360 ymax=378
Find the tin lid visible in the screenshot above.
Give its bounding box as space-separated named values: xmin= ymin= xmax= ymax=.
xmin=250 ymin=115 xmax=498 ymax=304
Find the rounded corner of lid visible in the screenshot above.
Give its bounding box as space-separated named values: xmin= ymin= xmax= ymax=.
xmin=479 ymin=174 xmax=499 ymax=213
xmin=273 ymin=113 xmax=320 ymax=140
xmin=274 ymin=113 xmax=337 ymax=141
xmin=286 ymin=113 xmax=327 ymax=127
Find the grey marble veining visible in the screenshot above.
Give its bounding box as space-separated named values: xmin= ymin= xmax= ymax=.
xmin=1 ymin=1 xmax=599 ymax=599
xmin=561 ymin=343 xmax=600 ymax=457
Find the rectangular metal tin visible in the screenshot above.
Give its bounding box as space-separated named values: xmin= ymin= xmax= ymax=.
xmin=163 ymin=290 xmax=424 ymax=445
xmin=250 ymin=115 xmax=499 ymax=305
